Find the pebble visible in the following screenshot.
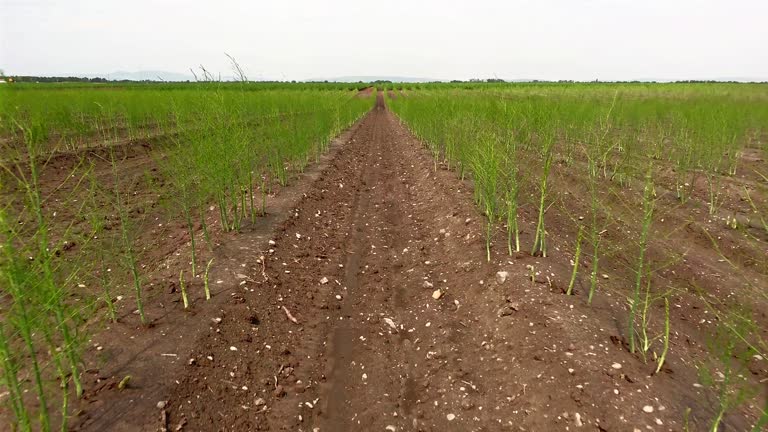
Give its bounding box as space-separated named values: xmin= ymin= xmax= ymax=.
xmin=320 ymin=277 xmax=329 ymax=284
xmin=254 ymin=397 xmax=266 ymax=406
xmin=432 ymin=289 xmax=443 ymax=300
xmin=156 ymin=401 xmax=166 ymax=409
xmin=384 ymin=318 xmax=397 ymax=330
xmin=423 ymin=281 xmax=434 ymax=288
xmin=385 ymin=426 xmax=397 ymax=432
xmin=446 ymin=413 xmax=456 ymax=421
xmin=230 ymin=346 xmax=238 ymax=351
xmin=496 ymin=271 xmax=509 ymax=284
xmin=574 ymin=412 xmax=583 ymax=427
xmin=642 ymin=405 xmax=654 ymax=413
xmin=611 ymin=363 xmax=622 ymax=369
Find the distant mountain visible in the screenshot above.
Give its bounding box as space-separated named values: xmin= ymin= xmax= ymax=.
xmin=99 ymin=70 xmax=195 ymax=82
xmin=307 ymin=76 xmax=441 ymax=83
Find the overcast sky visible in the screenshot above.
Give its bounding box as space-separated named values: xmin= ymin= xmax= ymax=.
xmin=1 ymin=0 xmax=767 ymax=81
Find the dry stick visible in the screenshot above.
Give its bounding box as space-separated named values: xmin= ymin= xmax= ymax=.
xmin=282 ymin=306 xmax=299 ymax=324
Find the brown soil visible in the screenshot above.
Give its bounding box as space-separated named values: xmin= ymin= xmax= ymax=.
xmin=355 ymin=87 xmax=375 ymax=98
xmin=12 ymin=93 xmax=764 ymax=431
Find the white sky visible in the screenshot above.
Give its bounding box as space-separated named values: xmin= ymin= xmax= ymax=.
xmin=1 ymin=0 xmax=767 ymax=81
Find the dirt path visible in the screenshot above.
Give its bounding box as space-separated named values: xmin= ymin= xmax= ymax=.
xmin=69 ymin=93 xmax=749 ymax=431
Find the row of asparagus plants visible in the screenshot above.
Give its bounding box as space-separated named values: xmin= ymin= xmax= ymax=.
xmin=0 ymin=85 xmax=373 ymax=430
xmin=0 ymin=82 xmax=372 ymax=154
xmin=386 ymin=84 xmax=767 ymax=430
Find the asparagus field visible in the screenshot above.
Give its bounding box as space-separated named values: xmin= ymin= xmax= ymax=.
xmin=0 ymin=82 xmax=767 ymax=431
xmin=0 ymin=82 xmax=373 ymax=430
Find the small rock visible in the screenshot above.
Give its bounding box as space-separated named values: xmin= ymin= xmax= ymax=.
xmin=432 ymin=289 xmax=443 ymax=300
xmin=384 ymin=318 xmax=398 ymax=331
xmin=385 ymin=426 xmax=397 ymax=432
xmin=574 ymin=412 xmax=583 ymax=427
xmin=496 ymin=271 xmax=509 ymax=284
xmin=422 ymin=281 xmax=434 ymax=289
xmin=642 ymin=405 xmax=654 ymax=413
xmin=156 ymin=401 xmax=167 ymax=409
xmin=446 ymin=413 xmax=456 ymax=421
xmin=268 ymin=240 xmax=276 ymax=246
xmin=320 ymin=277 xmax=329 ymax=285
xmin=230 ymin=346 xmax=238 ymax=351
xmin=254 ymin=397 xmax=266 ymax=406
xmin=611 ymin=363 xmax=622 ymax=370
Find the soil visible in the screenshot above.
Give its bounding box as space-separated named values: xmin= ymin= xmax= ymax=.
xmin=6 ymin=93 xmax=765 ymax=431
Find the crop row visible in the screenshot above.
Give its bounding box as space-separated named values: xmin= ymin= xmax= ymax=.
xmin=0 ymin=85 xmax=374 ymax=431
xmin=387 ymin=84 xmax=768 ymax=430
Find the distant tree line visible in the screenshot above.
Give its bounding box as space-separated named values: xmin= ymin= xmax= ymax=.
xmin=7 ymin=76 xmax=153 ymax=83
xmin=446 ymin=78 xmax=766 ymax=84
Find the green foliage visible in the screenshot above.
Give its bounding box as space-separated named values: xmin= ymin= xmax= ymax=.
xmin=0 ymin=82 xmax=374 ymax=430
xmin=389 ymin=82 xmax=768 ymax=428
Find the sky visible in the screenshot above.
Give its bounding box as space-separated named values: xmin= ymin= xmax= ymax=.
xmin=1 ymin=0 xmax=767 ymax=81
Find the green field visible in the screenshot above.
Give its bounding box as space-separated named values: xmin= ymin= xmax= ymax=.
xmin=1 ymin=81 xmax=767 ymax=430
